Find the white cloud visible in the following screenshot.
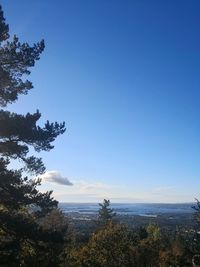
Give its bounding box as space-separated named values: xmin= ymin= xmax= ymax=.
xmin=40 ymin=171 xmax=73 ymax=186
xmin=39 ymin=174 xmax=193 ymax=203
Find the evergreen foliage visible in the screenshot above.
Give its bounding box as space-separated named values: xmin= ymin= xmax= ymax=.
xmin=0 ymin=5 xmax=66 ymax=266
xmin=98 ymin=199 xmax=116 ymax=224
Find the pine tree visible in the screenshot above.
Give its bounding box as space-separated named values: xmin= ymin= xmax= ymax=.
xmin=0 ymin=5 xmax=66 ymax=266
xmin=98 ymin=199 xmax=116 ymax=224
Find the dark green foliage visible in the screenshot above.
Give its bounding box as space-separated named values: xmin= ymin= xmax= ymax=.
xmin=0 ymin=5 xmax=66 ymax=266
xmin=138 ymin=226 xmax=148 ymax=240
xmin=191 ymin=199 xmax=200 ymax=258
xmin=0 ymin=5 xmax=44 ymax=107
xmin=0 ymin=6 xmax=9 ymax=42
xmin=0 ymin=158 xmax=57 ymax=212
xmin=98 ymin=199 xmax=116 ymax=223
xmin=0 ymin=110 xmax=65 ymax=174
xmin=192 ymin=199 xmax=200 ymax=224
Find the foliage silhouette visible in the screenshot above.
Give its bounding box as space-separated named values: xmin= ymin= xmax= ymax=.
xmin=0 ymin=5 xmax=66 ymax=266
xmin=98 ymin=199 xmax=116 ymax=224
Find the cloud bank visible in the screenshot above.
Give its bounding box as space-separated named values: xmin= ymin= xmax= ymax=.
xmin=40 ymin=171 xmax=73 ymax=186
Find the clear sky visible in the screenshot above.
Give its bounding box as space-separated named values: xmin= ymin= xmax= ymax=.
xmin=2 ymin=0 xmax=200 ymax=203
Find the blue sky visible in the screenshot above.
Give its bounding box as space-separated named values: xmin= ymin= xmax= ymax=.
xmin=2 ymin=0 xmax=200 ymax=202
